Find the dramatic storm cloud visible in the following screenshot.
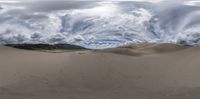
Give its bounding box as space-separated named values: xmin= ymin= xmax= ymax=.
xmin=0 ymin=0 xmax=200 ymax=49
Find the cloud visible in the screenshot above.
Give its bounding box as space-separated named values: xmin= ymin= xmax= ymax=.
xmin=0 ymin=0 xmax=163 ymax=4
xmin=0 ymin=0 xmax=164 ymax=12
xmin=1 ymin=0 xmax=200 ymax=49
xmin=23 ymin=1 xmax=99 ymax=12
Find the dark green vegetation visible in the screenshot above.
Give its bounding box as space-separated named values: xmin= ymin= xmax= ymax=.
xmin=5 ymin=44 xmax=87 ymax=50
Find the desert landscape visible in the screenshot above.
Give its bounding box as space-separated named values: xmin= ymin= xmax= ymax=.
xmin=0 ymin=0 xmax=200 ymax=99
xmin=0 ymin=44 xmax=200 ymax=99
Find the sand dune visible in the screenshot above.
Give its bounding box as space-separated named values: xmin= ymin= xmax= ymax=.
xmin=103 ymin=43 xmax=190 ymax=56
xmin=1 ymin=44 xmax=200 ymax=99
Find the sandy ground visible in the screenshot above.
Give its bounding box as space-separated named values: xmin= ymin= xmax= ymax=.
xmin=1 ymin=44 xmax=200 ymax=99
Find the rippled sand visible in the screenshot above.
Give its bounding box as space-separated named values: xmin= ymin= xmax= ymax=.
xmin=0 ymin=44 xmax=200 ymax=99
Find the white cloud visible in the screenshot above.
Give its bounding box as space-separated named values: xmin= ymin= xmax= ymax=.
xmin=0 ymin=0 xmax=20 ymax=3
xmin=184 ymin=0 xmax=200 ymax=6
xmin=106 ymin=0 xmax=163 ymax=3
xmin=0 ymin=0 xmax=163 ymax=3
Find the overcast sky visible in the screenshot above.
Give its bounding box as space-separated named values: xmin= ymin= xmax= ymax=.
xmin=0 ymin=0 xmax=163 ymax=3
xmin=0 ymin=0 xmax=163 ymax=12
xmin=0 ymin=0 xmax=199 ymax=12
xmin=0 ymin=0 xmax=198 ymax=5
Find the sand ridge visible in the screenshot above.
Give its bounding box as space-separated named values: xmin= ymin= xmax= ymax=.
xmin=102 ymin=43 xmax=191 ymax=56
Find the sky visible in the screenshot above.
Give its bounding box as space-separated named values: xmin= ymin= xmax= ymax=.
xmin=0 ymin=0 xmax=163 ymax=13
xmin=0 ymin=0 xmax=199 ymax=12
xmin=0 ymin=0 xmax=199 ymax=6
xmin=0 ymin=0 xmax=199 ymax=5
xmin=0 ymin=0 xmax=198 ymax=14
xmin=0 ymin=0 xmax=200 ymax=48
xmin=0 ymin=0 xmax=163 ymax=3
